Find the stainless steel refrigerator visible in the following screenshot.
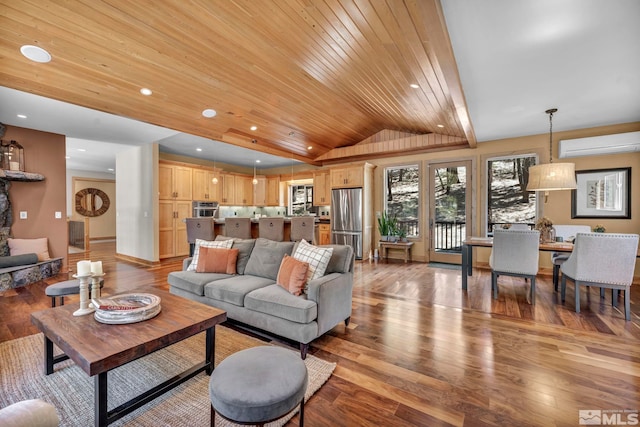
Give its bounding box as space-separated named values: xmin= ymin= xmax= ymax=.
xmin=331 ymin=188 xmax=363 ymax=259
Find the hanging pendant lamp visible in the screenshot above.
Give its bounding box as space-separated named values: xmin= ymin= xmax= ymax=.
xmin=526 ymin=108 xmax=576 ymax=197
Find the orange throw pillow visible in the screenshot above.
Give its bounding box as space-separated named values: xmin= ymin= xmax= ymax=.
xmin=196 ymin=247 xmax=238 ymax=274
xmin=276 ymin=254 xmax=309 ymax=296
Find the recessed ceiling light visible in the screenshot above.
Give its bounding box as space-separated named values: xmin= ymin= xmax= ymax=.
xmin=250 ymin=126 xmax=257 ymax=131
xmin=77 ymin=148 xmax=86 ymax=152
xmin=437 ymin=124 xmax=444 ymax=128
xmin=410 ymin=84 xmax=419 ymax=89
xmin=140 ymin=88 xmax=152 ymax=96
xmin=108 ymin=168 xmax=114 ymax=172
xmin=255 ymin=160 xmax=261 ymax=163
xmin=196 ymin=148 xmax=202 ymax=152
xmin=65 ymin=156 xmax=71 ymax=159
xmin=20 ymin=45 xmax=51 ymax=63
xmin=17 ymin=114 xmax=27 ymax=119
xmin=307 ymin=146 xmax=313 ymax=150
xmin=202 ymin=108 xmax=217 ymax=118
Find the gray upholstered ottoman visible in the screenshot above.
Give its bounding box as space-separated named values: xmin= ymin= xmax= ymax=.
xmin=209 ymin=346 xmax=308 ymax=426
xmin=45 ymin=278 xmax=104 ymax=307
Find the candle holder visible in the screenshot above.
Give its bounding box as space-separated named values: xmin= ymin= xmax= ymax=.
xmin=89 ymin=273 xmax=105 ymax=307
xmin=72 ymin=273 xmax=95 ymax=316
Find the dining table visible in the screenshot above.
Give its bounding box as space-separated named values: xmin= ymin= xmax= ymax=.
xmin=461 ymin=237 xmax=640 ymax=290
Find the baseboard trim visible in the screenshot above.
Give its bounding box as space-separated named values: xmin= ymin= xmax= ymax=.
xmin=115 ymin=252 xmax=160 ymax=267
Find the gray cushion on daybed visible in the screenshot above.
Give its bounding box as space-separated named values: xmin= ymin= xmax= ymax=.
xmin=244 ymin=238 xmax=295 ymax=280
xmin=215 ymin=236 xmax=256 ymax=275
xmin=168 ymin=271 xmax=233 ymax=296
xmin=0 ymin=253 xmax=39 ymax=269
xmin=244 ymin=285 xmax=317 ymax=324
xmin=204 ymin=275 xmax=276 ymax=306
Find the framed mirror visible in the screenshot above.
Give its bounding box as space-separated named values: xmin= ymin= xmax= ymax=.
xmin=75 ymin=187 xmax=110 ymax=217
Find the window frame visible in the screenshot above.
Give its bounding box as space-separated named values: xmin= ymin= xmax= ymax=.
xmin=383 ymin=163 xmax=421 ymax=238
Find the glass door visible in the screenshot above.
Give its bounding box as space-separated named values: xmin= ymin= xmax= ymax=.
xmin=428 ymin=160 xmax=472 ymax=264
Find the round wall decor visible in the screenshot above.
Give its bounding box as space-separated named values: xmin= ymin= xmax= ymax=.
xmin=75 ymin=188 xmax=110 ymax=217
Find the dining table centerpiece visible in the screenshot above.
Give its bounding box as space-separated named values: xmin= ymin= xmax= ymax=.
xmin=535 ymin=217 xmax=555 ymax=243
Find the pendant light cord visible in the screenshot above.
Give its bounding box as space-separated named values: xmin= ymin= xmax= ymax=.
xmin=546 ymin=108 xmax=557 ymax=164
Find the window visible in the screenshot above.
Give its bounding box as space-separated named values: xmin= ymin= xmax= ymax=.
xmin=486 ymin=154 xmax=538 ymax=235
xmin=289 ymin=185 xmax=314 ymax=216
xmin=384 ymin=165 xmax=420 ymax=237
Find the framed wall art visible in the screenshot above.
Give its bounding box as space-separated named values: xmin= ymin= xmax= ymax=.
xmin=571 ymin=167 xmax=631 ymax=219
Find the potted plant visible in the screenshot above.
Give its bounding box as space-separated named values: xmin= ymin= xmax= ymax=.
xmin=397 ymin=227 xmax=408 ymax=242
xmin=378 ymin=211 xmax=390 ymax=241
xmin=593 ymin=224 xmax=606 ymax=233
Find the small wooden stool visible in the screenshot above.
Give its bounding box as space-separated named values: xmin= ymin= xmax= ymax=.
xmin=209 ymin=346 xmax=308 ymax=426
xmin=379 ymin=241 xmax=414 ymax=263
xmin=45 ymin=279 xmax=104 ymax=307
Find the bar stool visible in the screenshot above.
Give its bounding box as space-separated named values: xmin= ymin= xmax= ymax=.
xmin=185 ymin=218 xmax=216 ymax=256
xmin=224 ymin=217 xmax=252 ymax=239
xmin=259 ymin=217 xmax=284 ymax=241
xmin=209 ymin=346 xmax=308 ymax=426
xmin=290 ymin=217 xmax=315 ymax=243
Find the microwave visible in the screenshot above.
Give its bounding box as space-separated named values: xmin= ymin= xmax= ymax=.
xmin=192 ymin=201 xmax=219 ymax=218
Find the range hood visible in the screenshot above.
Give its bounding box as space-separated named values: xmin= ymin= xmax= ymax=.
xmin=559 ymin=131 xmax=640 ymax=158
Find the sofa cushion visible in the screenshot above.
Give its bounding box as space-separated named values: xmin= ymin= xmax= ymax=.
xmin=8 ymin=238 xmax=51 ymax=262
xmin=245 ymin=284 xmax=318 ymax=324
xmin=276 ymin=254 xmax=309 ymax=296
xmin=324 ymin=244 xmax=354 ymax=274
xmin=292 ymin=239 xmax=333 ymax=281
xmin=244 ymin=238 xmax=295 ymax=281
xmin=215 ymin=236 xmax=256 ymax=275
xmin=196 ymin=247 xmax=239 ymax=274
xmin=168 ymin=270 xmax=233 ymax=296
xmin=0 ymin=253 xmax=39 ymax=269
xmin=187 ymin=238 xmax=233 ymax=271
xmin=204 ymin=275 xmax=276 ymax=306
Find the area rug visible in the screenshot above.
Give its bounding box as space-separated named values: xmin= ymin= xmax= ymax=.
xmin=0 ymin=326 xmax=335 ymax=426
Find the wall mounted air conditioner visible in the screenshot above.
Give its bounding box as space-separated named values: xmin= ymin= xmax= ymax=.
xmin=558 ymin=131 xmax=640 ymax=158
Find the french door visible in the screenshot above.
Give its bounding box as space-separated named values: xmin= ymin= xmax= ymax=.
xmin=428 ymin=160 xmax=472 ymax=264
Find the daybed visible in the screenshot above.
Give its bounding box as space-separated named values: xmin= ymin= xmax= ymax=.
xmin=168 ymin=237 xmax=354 ymax=358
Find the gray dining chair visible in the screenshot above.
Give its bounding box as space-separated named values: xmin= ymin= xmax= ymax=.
xmin=224 ymin=218 xmax=252 ymax=239
xmin=489 ymin=229 xmax=540 ymax=304
xmin=550 ymin=225 xmax=591 ymax=291
xmin=560 ymin=232 xmax=639 ymax=321
xmin=258 ymin=217 xmax=284 ymax=241
xmin=185 ymin=218 xmax=216 ymax=256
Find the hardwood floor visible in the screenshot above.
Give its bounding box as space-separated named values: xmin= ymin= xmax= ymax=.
xmin=1 ymin=242 xmax=638 ymax=426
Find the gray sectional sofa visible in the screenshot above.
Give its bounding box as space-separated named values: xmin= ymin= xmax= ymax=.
xmin=168 ymin=237 xmax=354 ymax=358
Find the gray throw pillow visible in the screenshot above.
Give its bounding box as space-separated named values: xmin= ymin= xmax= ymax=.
xmin=244 ymin=238 xmax=295 ymax=280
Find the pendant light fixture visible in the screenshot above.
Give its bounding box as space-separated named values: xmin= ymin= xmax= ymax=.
xmin=211 ymin=158 xmax=218 ymax=184
xmin=252 ymin=160 xmax=258 ymax=185
xmin=526 ymin=108 xmax=576 ymax=201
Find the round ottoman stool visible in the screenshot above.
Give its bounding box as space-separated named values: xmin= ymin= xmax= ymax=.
xmin=209 ymin=346 xmax=308 ymax=426
xmin=45 ymin=279 xmax=104 ymax=307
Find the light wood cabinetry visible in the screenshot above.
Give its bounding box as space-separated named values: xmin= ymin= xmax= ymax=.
xmin=236 ymin=175 xmax=253 ymax=206
xmin=159 ymin=200 xmax=191 ymax=258
xmin=267 ymin=176 xmax=281 ymax=206
xmin=159 ymin=163 xmax=192 ymax=200
xmin=253 ymin=177 xmax=267 ymax=206
xmin=318 ymin=223 xmax=330 ymax=245
xmin=220 ymin=173 xmax=235 ymax=205
xmin=192 ymin=169 xmax=221 ymax=201
xmin=313 ymin=170 xmax=330 ymax=205
xmin=330 ymin=165 xmax=364 ymax=188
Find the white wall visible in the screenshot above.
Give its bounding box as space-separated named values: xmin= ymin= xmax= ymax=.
xmin=115 ymin=144 xmax=158 ymax=262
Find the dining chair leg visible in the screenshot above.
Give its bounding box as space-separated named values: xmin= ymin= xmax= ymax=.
xmin=492 ymin=272 xmax=498 ymax=299
xmin=600 ymin=288 xmax=605 ymax=299
xmin=530 ymin=276 xmax=536 ymax=305
xmin=553 ymin=264 xmax=560 ymax=292
xmin=624 ymin=289 xmax=630 ymax=321
xmin=575 ymin=282 xmax=581 ymax=314
xmin=561 ymin=276 xmax=567 ymax=302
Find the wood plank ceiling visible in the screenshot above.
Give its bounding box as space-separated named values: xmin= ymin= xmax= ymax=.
xmin=0 ymin=0 xmax=475 ymax=165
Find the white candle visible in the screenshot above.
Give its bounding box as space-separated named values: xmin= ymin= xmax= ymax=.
xmin=91 ymin=261 xmax=103 ymax=275
xmin=9 ymin=161 xmax=19 ymax=171
xmin=77 ymin=260 xmax=91 ymax=276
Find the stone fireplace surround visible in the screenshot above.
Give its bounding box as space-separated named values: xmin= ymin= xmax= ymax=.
xmin=0 ymin=171 xmax=63 ymax=291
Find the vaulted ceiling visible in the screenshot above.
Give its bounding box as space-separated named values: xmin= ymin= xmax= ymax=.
xmin=0 ymin=0 xmax=474 ymax=165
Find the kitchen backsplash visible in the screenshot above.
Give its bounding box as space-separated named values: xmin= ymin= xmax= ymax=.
xmin=218 ymin=206 xmax=330 ymax=218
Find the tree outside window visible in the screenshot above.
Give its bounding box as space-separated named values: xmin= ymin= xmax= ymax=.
xmin=384 ymin=165 xmax=419 ymax=237
xmin=486 ymin=154 xmax=538 ymax=234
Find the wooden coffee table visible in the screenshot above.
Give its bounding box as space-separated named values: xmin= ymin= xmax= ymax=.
xmin=31 ymin=288 xmax=227 ymax=427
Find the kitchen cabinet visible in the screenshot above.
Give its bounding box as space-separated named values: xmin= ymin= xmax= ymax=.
xmin=313 ymin=170 xmax=330 ymax=205
xmin=318 ymin=223 xmax=331 ymax=245
xmin=159 ymin=200 xmax=191 ymax=258
xmin=330 ymin=165 xmax=363 ymax=188
xmin=236 ymin=175 xmax=254 ymax=205
xmin=159 ymin=163 xmax=192 ymax=200
xmin=267 ymin=176 xmax=281 ymax=206
xmin=192 ymin=169 xmax=221 ymax=201
xmin=253 ymin=177 xmax=267 ymax=206
xmin=220 ymin=173 xmax=235 ymax=205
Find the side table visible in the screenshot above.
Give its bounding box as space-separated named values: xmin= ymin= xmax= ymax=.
xmin=379 ymin=241 xmax=414 ymax=263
